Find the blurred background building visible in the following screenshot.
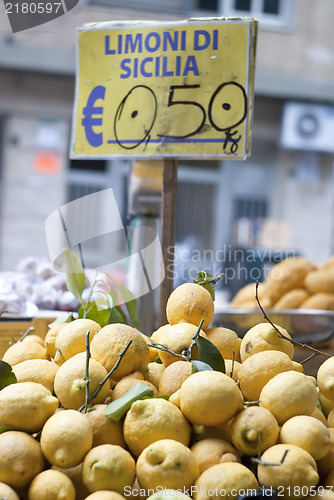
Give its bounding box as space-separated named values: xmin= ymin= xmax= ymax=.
xmin=0 ymin=0 xmax=334 ymax=300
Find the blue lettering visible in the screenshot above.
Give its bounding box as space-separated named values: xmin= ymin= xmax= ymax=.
xmin=163 ymin=30 xmax=178 ymax=51
xmin=118 ymin=34 xmax=122 ymax=54
xmin=175 ymin=55 xmax=181 ymax=76
xmin=105 ymin=35 xmax=116 ymax=55
xmin=82 ymin=85 xmax=105 ymax=147
xmin=141 ymin=57 xmax=153 ymax=77
xmin=155 ymin=56 xmax=160 ymax=76
xmin=194 ymin=30 xmax=211 ymax=50
xmin=162 ymin=56 xmax=173 ymax=76
xmin=183 ymin=56 xmax=199 ymax=76
xmin=145 ymin=32 xmax=161 ymax=52
xmin=125 ymin=33 xmax=143 ymax=54
xmin=133 ymin=58 xmax=138 ymax=78
xmin=213 ymin=29 xmax=218 ymax=50
xmin=120 ymin=59 xmax=131 ymax=79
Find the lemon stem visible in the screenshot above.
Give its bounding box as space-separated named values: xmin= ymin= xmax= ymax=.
xmin=187 ymin=318 xmax=205 ymax=361
xmin=251 ymin=448 xmax=289 ymax=467
xmin=257 ymin=428 xmax=262 ymax=460
xmin=83 ymin=330 xmax=91 ymax=413
xmin=147 ymin=340 xmax=188 ymax=361
xmin=230 ymin=349 xmax=235 ymax=378
xmin=89 ymin=339 xmax=133 ymax=403
xmin=255 ymin=281 xmax=332 ymax=360
xmin=19 ymin=326 xmax=35 ymax=342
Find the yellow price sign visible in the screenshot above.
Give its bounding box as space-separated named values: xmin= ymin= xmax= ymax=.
xmin=71 ymin=18 xmax=257 ymax=160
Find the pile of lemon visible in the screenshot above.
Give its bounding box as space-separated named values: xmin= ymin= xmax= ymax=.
xmin=2 ymin=282 xmax=334 ymax=500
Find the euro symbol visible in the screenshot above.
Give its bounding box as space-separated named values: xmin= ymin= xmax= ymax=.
xmin=82 ymin=85 xmax=106 ymax=147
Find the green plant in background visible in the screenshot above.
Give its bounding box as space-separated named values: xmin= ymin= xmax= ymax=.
xmin=53 ymin=248 xmax=139 ymax=329
xmin=193 ymin=270 xmax=225 ymax=300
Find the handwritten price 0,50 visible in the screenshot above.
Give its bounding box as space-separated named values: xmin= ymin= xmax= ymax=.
xmin=82 ymin=82 xmax=247 ymax=154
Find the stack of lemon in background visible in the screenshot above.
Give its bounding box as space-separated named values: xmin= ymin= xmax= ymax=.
xmin=2 ymin=281 xmax=334 ymax=500
xmin=231 ymin=255 xmax=334 ymax=311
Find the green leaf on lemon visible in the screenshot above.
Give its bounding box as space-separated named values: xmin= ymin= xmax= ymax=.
xmin=0 ymin=360 xmax=17 ymax=390
xmin=191 ymin=360 xmax=213 ymax=373
xmin=196 ymin=336 xmax=225 ymax=373
xmin=64 ymin=248 xmax=86 ymax=303
xmin=105 ymin=382 xmax=154 ymax=422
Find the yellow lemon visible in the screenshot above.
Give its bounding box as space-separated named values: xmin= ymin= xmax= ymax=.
xmin=54 ymin=318 xmax=101 ymax=362
xmin=112 ymin=374 xmax=158 ymax=400
xmin=190 ymin=438 xmax=241 ymax=474
xmin=240 ymin=323 xmax=294 ymax=362
xmin=40 ymin=409 xmax=93 ymax=468
xmin=123 ymin=398 xmax=191 ymax=457
xmin=82 ymin=444 xmax=136 ymax=494
xmin=318 ymin=357 xmax=334 ymax=401
xmin=28 ymin=469 xmax=76 ymax=500
xmin=12 ymin=359 xmax=58 ymax=393
xmin=85 ymin=493 xmax=126 ymax=500
xmin=231 ymin=406 xmax=280 ymax=456
xmin=146 ymin=490 xmax=191 ymax=500
xmin=0 ymin=431 xmax=44 ymax=489
xmin=157 ymin=323 xmax=207 ymax=367
xmin=0 ymin=482 xmax=20 ymax=500
xmin=259 ymin=370 xmax=318 ymax=425
xmin=0 ymin=381 xmax=58 ymax=433
xmin=22 ymin=334 xmax=45 ymax=347
xmin=166 ymin=283 xmax=214 ymax=330
xmin=193 ymin=462 xmax=259 ymax=500
xmin=204 ymin=327 xmax=242 ymax=362
xmin=141 ymin=333 xmax=160 ymax=362
xmin=311 ymin=406 xmax=328 ymax=426
xmin=180 ymin=371 xmax=243 ymax=426
xmin=136 ymin=439 xmax=199 ymax=492
xmin=85 ymin=404 xmax=126 ymax=448
xmin=144 ymin=362 xmax=165 ymax=389
xmin=238 ymin=350 xmax=303 ymax=402
xmin=317 ymin=428 xmax=334 ymax=481
xmin=169 ymin=388 xmax=181 ymax=408
xmin=319 ymin=391 xmax=334 ymax=417
xmin=53 ymin=352 xmax=110 ymax=410
xmin=2 ymin=341 xmax=48 ymax=366
xmin=257 ymin=444 xmax=319 ymax=499
xmin=305 ymin=489 xmax=334 ymax=500
xmin=280 ymin=415 xmax=330 ymax=461
xmin=90 ymin=323 xmax=150 ymax=382
xmin=158 ymin=360 xmax=193 ymax=396
xmin=45 ymin=323 xmax=67 ymax=359
xmin=51 ymin=463 xmax=90 ymax=500
xmin=224 ymin=359 xmax=241 ymax=383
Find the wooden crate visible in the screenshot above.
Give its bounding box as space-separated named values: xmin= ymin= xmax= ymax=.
xmin=0 ymin=316 xmax=56 ymax=358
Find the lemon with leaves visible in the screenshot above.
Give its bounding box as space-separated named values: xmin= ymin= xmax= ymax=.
xmin=240 ymin=323 xmax=294 ymax=362
xmin=180 ymin=370 xmax=243 ymax=426
xmin=230 ymin=406 xmax=279 ymax=456
xmin=28 ymin=469 xmax=76 ymax=500
xmin=166 ymin=282 xmax=214 ymax=330
xmin=0 ymin=381 xmax=58 ymax=433
xmin=190 ymin=438 xmax=241 ymax=474
xmin=257 ymin=444 xmax=319 ymax=499
xmin=194 ymin=462 xmax=259 ymax=500
xmin=54 ymin=318 xmax=101 ymax=363
xmin=82 ymin=444 xmax=135 ymax=494
xmin=90 ymin=323 xmax=150 ymax=382
xmin=259 ymin=370 xmax=318 ymax=425
xmin=123 ymin=397 xmax=191 ymax=457
xmin=136 ymin=439 xmax=199 ymax=492
xmin=41 ymin=409 xmax=93 ymax=468
xmin=53 ymin=352 xmax=110 ymax=410
xmin=0 ymin=430 xmax=44 ymax=489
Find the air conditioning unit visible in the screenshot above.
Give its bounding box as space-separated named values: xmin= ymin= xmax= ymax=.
xmin=280 ymin=101 xmax=334 ymax=153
